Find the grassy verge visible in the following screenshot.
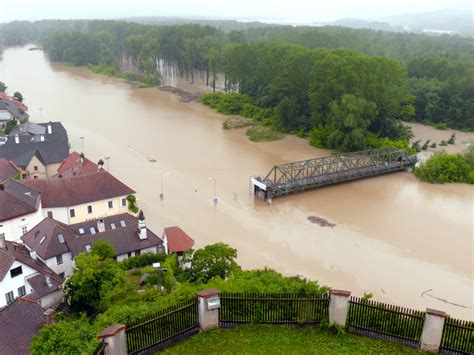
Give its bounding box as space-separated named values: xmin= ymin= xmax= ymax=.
xmin=161 ymin=324 xmax=418 ymax=354
xmin=87 ymin=63 xmax=160 ymax=87
xmin=246 ymin=126 xmax=284 ymax=142
xmin=223 ymin=116 xmax=254 ymax=130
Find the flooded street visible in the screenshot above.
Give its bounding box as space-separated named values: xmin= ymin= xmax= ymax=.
xmin=2 ymin=47 xmax=472 ymax=319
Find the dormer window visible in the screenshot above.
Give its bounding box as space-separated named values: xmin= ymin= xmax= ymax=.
xmin=110 ymin=223 xmax=116 ymax=229
xmin=57 ymin=234 xmax=65 ymax=244
xmin=120 ymin=220 xmax=126 ymax=227
xmin=90 ymin=227 xmax=96 ymax=234
xmin=78 ymin=228 xmax=85 ymax=235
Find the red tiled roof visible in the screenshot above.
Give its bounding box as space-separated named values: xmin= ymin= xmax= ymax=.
xmin=0 ymin=298 xmax=48 ymax=355
xmin=164 ymin=226 xmax=195 ymax=253
xmin=0 ymin=158 xmax=19 ymax=179
xmin=0 ymin=179 xmax=40 ymax=222
xmin=55 ymin=151 xmax=99 ymax=178
xmin=24 ymin=170 xmax=135 ymax=208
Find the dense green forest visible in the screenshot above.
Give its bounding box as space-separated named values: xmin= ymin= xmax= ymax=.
xmin=1 ymin=19 xmax=473 ymax=150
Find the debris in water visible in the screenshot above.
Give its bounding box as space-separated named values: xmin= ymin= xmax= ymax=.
xmin=307 ymin=216 xmax=336 ymax=228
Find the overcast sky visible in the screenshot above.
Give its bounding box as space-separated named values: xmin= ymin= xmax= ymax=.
xmin=0 ymin=0 xmax=471 ymax=23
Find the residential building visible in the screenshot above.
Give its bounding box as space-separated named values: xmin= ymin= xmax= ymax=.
xmin=54 ymin=151 xmax=100 ymax=178
xmin=0 ymin=158 xmax=19 ymax=179
xmin=162 ymin=226 xmax=195 ymax=255
xmin=0 ymin=298 xmax=53 ymax=355
xmin=0 ymin=179 xmax=43 ymax=242
xmin=0 ymin=237 xmax=62 ymax=309
xmin=0 ymin=95 xmax=28 ymax=129
xmin=21 ymin=212 xmax=164 ymax=276
xmin=24 ymin=170 xmax=135 ymax=224
xmin=0 ymin=122 xmax=69 ymax=179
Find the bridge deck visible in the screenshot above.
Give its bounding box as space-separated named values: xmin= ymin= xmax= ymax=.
xmin=252 ymin=148 xmax=415 ymax=199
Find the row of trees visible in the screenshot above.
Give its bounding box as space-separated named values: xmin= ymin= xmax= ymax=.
xmin=1 ymin=20 xmax=473 ymax=131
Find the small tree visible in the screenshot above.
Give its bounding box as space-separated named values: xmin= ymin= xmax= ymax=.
xmin=4 ymin=120 xmax=17 ymax=134
xmin=0 ymin=81 xmax=6 ymax=93
xmin=13 ymin=91 xmax=23 ymax=102
xmin=126 ymin=194 xmax=138 ymax=213
xmin=447 ymin=133 xmax=456 ymax=144
xmin=186 ymin=243 xmax=241 ymax=283
xmin=421 ymin=139 xmax=431 ymax=150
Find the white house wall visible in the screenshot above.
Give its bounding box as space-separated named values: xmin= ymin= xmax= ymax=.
xmin=38 ymin=289 xmax=62 ymax=309
xmin=0 ymin=208 xmax=44 ymax=242
xmin=44 ymin=252 xmax=74 ymax=277
xmin=0 ymin=260 xmax=38 ymax=308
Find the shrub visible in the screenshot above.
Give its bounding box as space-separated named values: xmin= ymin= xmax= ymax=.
xmin=447 ymin=133 xmax=456 ymax=144
xmin=414 ymin=152 xmax=472 ymax=184
xmin=246 ymin=126 xmax=283 ymax=142
xmin=433 ymin=122 xmax=448 ymax=130
xmin=120 ymin=252 xmax=167 ymax=270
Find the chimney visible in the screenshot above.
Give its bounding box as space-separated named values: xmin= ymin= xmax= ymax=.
xmin=138 ymin=210 xmax=147 ymax=240
xmin=43 ymin=308 xmax=54 ymax=324
xmin=45 ymin=275 xmax=52 ymax=287
xmin=97 ymin=218 xmax=105 ymax=233
xmin=15 ymin=134 xmax=19 ymax=144
xmin=30 ymin=250 xmax=38 ymax=260
xmin=97 ymin=159 xmax=104 ymax=170
xmin=40 ymin=135 xmax=45 ymax=142
xmin=0 ymin=234 xmax=5 ymax=249
xmin=47 ymin=122 xmax=52 ymax=134
xmin=80 ymin=153 xmax=85 ymax=165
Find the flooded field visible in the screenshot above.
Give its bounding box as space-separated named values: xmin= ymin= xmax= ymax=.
xmin=1 ymin=46 xmax=472 ymax=319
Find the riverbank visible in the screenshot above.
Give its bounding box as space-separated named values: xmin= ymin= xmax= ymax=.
xmin=2 ymin=46 xmax=472 ymax=319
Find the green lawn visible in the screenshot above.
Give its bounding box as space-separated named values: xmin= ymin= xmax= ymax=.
xmin=161 ymin=325 xmax=419 ymax=354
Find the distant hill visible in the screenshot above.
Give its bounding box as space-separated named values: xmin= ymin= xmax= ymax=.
xmin=124 ymin=17 xmax=272 ymax=32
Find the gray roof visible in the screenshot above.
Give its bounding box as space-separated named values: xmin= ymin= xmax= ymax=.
xmin=9 ymin=122 xmax=46 ymax=136
xmin=0 ymin=122 xmax=69 ymax=167
xmin=0 ymin=98 xmax=29 ymax=121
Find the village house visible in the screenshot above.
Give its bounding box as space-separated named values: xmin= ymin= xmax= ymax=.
xmin=54 ymin=151 xmax=100 ymax=178
xmin=0 ymin=237 xmax=62 ymax=309
xmin=162 ymin=226 xmax=195 ymax=255
xmin=0 ymin=94 xmax=28 ymax=130
xmin=0 ymin=298 xmax=54 ymax=355
xmin=0 ymin=179 xmax=43 ymax=242
xmin=24 ymin=170 xmax=135 ymax=224
xmin=0 ymin=122 xmax=69 ymax=179
xmin=21 ymin=211 xmax=164 ymax=277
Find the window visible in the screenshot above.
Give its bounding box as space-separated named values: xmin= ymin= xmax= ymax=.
xmin=5 ymin=291 xmax=14 ymax=304
xmin=127 ymin=251 xmax=132 ymax=257
xmin=85 ymin=245 xmax=91 ymax=252
xmin=108 ymin=200 xmax=113 ymax=209
xmin=121 ymin=198 xmax=127 ymax=207
xmin=33 ymin=230 xmax=40 ymax=239
xmin=78 ymin=228 xmax=85 ymax=235
xmin=135 ymin=250 xmax=141 ymax=256
xmin=0 ymin=233 xmax=4 ymax=239
xmin=120 ymin=220 xmax=126 ymax=227
xmin=59 ymin=272 xmax=65 ymax=279
xmin=110 ymin=223 xmax=116 ymax=229
xmin=87 ymin=205 xmax=93 ymax=214
xmin=56 ymin=254 xmax=63 ymax=265
xmin=47 ymin=211 xmax=53 ymax=218
xmin=69 ymin=209 xmax=75 ymax=218
xmin=33 ymin=176 xmax=38 ymax=179
xmin=18 ymin=286 xmax=26 ymax=297
xmin=10 ymin=266 xmax=23 ymax=278
xmin=39 ymin=236 xmax=46 ymax=244
xmin=21 ymin=226 xmax=28 ymax=235
xmin=57 ymin=234 xmax=65 ymax=244
xmin=90 ymin=227 xmax=96 ymax=234
xmin=34 ymin=166 xmax=38 ymax=171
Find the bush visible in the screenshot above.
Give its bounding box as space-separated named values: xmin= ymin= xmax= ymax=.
xmin=120 ymin=252 xmax=167 ymax=270
xmin=246 ymin=126 xmax=283 ymax=142
xmin=414 ymin=152 xmax=472 ymax=184
xmin=433 ymin=122 xmax=448 ymax=130
xmin=201 ymin=93 xmax=253 ymax=115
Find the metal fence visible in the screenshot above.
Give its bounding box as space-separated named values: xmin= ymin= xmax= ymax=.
xmin=93 ymin=341 xmax=107 ymax=355
xmin=346 ymin=297 xmax=425 ymax=347
xmin=125 ymin=299 xmax=198 ymax=354
xmin=440 ymin=317 xmax=473 ymax=354
xmin=219 ymin=292 xmax=329 ymax=326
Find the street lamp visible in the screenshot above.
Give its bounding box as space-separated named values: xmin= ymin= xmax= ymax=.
xmin=79 ymin=136 xmax=85 ymax=153
xmin=208 ymin=177 xmax=218 ymax=205
xmin=104 ymin=156 xmax=110 ymax=171
xmin=39 ymin=107 xmax=43 ymax=120
xmin=160 ymin=172 xmax=170 ymax=200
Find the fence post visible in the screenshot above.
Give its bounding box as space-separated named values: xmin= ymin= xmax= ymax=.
xmin=329 ymin=289 xmax=351 ymax=326
xmin=196 ymin=289 xmax=221 ymax=331
xmin=420 ymin=309 xmax=446 ymax=352
xmin=97 ymin=323 xmax=127 ymax=355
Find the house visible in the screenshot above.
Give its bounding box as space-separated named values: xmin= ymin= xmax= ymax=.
xmin=54 ymin=151 xmax=100 ymax=178
xmin=21 ymin=211 xmax=164 ymax=276
xmin=0 ymin=158 xmax=19 ymax=179
xmin=0 ymin=179 xmax=43 ymax=242
xmin=0 ymin=298 xmax=53 ymax=355
xmin=162 ymin=226 xmax=195 ymax=255
xmin=24 ymin=170 xmax=135 ymax=224
xmin=0 ymin=96 xmax=28 ymax=130
xmin=0 ymin=122 xmax=69 ymax=179
xmin=0 ymin=237 xmax=62 ymax=309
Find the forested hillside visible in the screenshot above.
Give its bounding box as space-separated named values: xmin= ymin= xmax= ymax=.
xmin=1 ymin=19 xmax=472 ymax=150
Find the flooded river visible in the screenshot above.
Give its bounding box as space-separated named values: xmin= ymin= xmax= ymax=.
xmin=1 ymin=47 xmax=472 ymax=319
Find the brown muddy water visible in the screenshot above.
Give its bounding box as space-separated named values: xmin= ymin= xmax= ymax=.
xmin=1 ymin=47 xmax=472 ymax=319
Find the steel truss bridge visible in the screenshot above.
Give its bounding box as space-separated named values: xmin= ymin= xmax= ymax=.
xmin=251 ymin=147 xmax=416 ymax=199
